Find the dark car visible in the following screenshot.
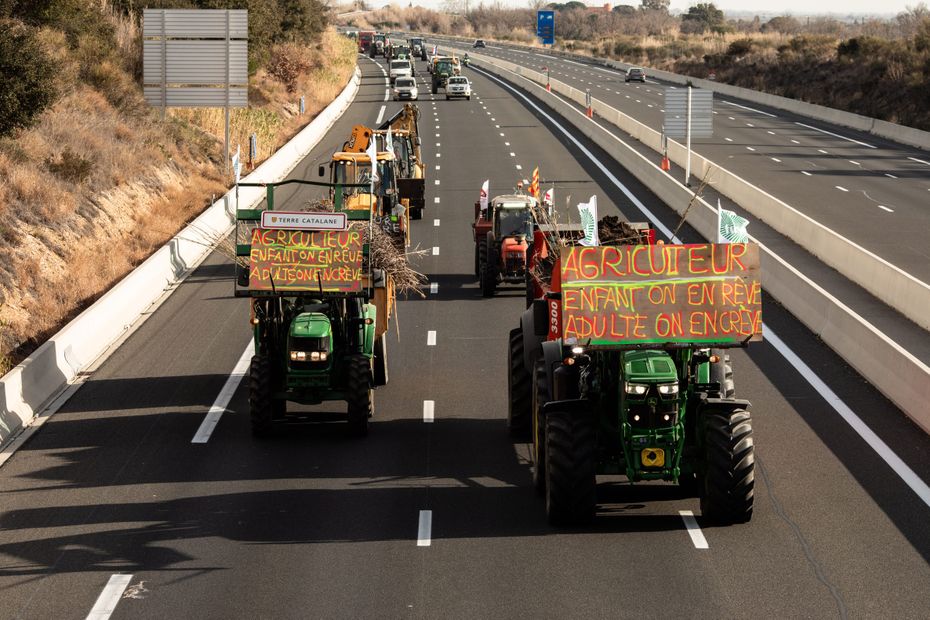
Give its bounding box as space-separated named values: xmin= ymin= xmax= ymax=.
xmin=473 ymin=39 xmax=486 ymax=48
xmin=625 ymin=67 xmax=646 ymax=83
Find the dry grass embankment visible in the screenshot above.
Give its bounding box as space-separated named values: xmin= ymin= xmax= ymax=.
xmin=0 ymin=27 xmax=356 ymax=374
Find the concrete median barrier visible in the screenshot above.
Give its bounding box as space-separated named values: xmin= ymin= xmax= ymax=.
xmin=0 ymin=68 xmax=362 ymax=451
xmin=452 ymin=48 xmax=930 ymax=433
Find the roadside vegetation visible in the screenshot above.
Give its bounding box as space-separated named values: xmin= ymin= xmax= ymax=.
xmin=348 ymin=2 xmax=930 ymax=129
xmin=0 ymin=0 xmax=356 ymax=373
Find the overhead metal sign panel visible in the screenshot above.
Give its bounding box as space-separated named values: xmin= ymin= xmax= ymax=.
xmin=664 ymin=89 xmax=713 ymax=139
xmin=142 ymin=9 xmax=248 ymax=110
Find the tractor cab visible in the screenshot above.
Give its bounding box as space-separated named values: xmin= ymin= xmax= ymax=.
xmin=475 ymin=194 xmax=538 ymax=297
xmin=329 ymin=151 xmax=399 ymax=216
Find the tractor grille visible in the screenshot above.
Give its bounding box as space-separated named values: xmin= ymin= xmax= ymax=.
xmin=288 ymin=336 xmax=329 ymax=371
xmin=627 ymin=385 xmax=679 ymax=428
xmin=504 ymin=255 xmax=525 ymax=277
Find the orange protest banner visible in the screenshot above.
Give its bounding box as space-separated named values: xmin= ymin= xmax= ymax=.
xmin=249 ymin=229 xmax=364 ymax=293
xmin=559 ymin=243 xmax=762 ymax=346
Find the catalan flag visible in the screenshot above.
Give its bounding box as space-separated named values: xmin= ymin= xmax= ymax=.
xmin=530 ymin=167 xmax=539 ymax=197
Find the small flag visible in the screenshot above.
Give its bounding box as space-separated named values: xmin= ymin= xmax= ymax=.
xmin=479 ymin=179 xmax=489 ymax=213
xmin=530 ymin=167 xmax=539 ymax=197
xmin=717 ymin=199 xmax=749 ymax=243
xmin=543 ymin=187 xmax=553 ymax=204
xmin=578 ymin=195 xmax=598 ymax=247
xmin=232 ymin=145 xmax=241 ymax=185
xmin=386 ymin=126 xmax=395 ymax=156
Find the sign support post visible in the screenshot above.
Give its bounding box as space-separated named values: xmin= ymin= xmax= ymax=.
xmin=685 ymin=85 xmax=692 ymax=186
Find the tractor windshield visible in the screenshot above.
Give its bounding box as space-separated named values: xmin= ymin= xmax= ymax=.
xmin=498 ymin=208 xmax=533 ymax=239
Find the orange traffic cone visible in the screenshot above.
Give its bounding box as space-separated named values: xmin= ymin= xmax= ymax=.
xmin=661 ymin=155 xmax=671 ymax=171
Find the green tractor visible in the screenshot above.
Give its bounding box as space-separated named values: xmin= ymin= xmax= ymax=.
xmin=431 ymin=58 xmax=456 ymax=94
xmin=235 ymin=179 xmax=389 ymax=437
xmin=510 ymin=242 xmax=761 ymax=526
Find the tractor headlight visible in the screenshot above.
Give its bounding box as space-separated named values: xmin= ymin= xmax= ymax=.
xmin=291 ymin=351 xmax=327 ymax=362
xmin=571 ymin=345 xmax=584 ymax=355
xmin=658 ymin=382 xmax=679 ymax=396
xmin=624 ymin=382 xmax=648 ymax=395
xmin=290 ymin=351 xmax=307 ymax=362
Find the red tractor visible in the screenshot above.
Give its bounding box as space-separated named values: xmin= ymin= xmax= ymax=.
xmin=473 ymin=194 xmax=538 ymax=297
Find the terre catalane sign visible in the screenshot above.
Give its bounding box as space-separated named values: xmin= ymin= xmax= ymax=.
xmin=249 ymin=229 xmax=363 ymax=293
xmin=560 ymin=243 xmax=762 ymax=346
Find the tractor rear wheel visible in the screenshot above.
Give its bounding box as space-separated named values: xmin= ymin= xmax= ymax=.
xmin=481 ymin=247 xmax=497 ymax=297
xmin=700 ymin=407 xmax=754 ymax=524
xmin=709 ymin=349 xmax=735 ymax=397
xmin=346 ymin=355 xmax=373 ymax=437
xmin=373 ymin=333 xmax=389 ymax=387
xmin=507 ymin=328 xmax=531 ymax=438
xmin=531 ymin=359 xmax=551 ymax=495
xmin=249 ymin=355 xmax=274 ymax=438
xmin=545 ymin=406 xmax=597 ymax=526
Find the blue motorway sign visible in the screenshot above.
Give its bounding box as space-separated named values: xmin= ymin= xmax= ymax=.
xmin=536 ymin=10 xmax=554 ymax=45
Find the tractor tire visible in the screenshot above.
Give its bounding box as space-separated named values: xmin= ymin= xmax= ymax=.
xmin=525 ymin=267 xmax=535 ymax=308
xmin=249 ymin=355 xmax=274 ymax=438
xmin=477 ymin=239 xmax=488 ymax=284
xmin=545 ymin=406 xmax=597 ymax=526
xmin=346 ymin=355 xmax=373 ymax=437
xmin=474 ymin=241 xmax=482 ymax=279
xmin=481 ymin=257 xmax=497 ymax=297
xmin=709 ymin=349 xmax=735 ymax=397
xmin=507 ymin=328 xmax=531 ymax=439
xmin=700 ymin=408 xmax=754 ymax=524
xmin=445 ymin=94 xmax=450 ymax=100
xmin=531 ymin=359 xmax=551 ymax=495
xmin=373 ymin=333 xmax=389 ymax=387
xmin=432 ymin=85 xmax=437 ymax=94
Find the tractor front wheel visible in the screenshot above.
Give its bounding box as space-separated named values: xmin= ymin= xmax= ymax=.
xmin=475 ymin=239 xmax=486 ymax=279
xmin=249 ymin=355 xmax=274 ymax=438
xmin=700 ymin=407 xmax=754 ymax=524
xmin=545 ymin=406 xmax=597 ymax=526
xmin=481 ymin=247 xmax=498 ymax=297
xmin=346 ymin=355 xmax=373 ymax=437
xmin=532 ymin=359 xmax=551 ymax=495
xmin=507 ymin=328 xmax=531 ymax=438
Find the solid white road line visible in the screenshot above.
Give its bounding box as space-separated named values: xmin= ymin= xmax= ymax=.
xmin=797 ymin=122 xmax=876 ymax=148
xmin=376 ymin=105 xmax=386 ymax=125
xmin=192 ymin=343 xmax=254 ymax=444
xmin=877 ymin=205 xmax=894 ymax=212
xmin=433 ymin=218 xmax=440 ymax=226
xmin=908 ymin=156 xmax=930 ymax=166
xmin=417 ymin=510 xmax=433 ymax=546
xmin=423 ymin=400 xmax=435 ymax=422
xmin=427 ymin=330 xmax=436 ymax=346
xmin=765 ymin=329 xmax=930 ymax=510
xmin=477 ymin=66 xmax=930 ymax=511
xmin=721 ymin=99 xmax=777 ymax=118
xmin=86 ymin=574 xmax=133 ymax=620
xmin=836 ymin=186 xmax=849 ymax=192
xmin=679 ymin=511 xmax=709 ymax=549
xmin=432 ymin=246 xmax=439 ymax=255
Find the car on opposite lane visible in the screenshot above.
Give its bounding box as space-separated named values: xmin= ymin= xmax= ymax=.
xmin=625 ymin=67 xmax=646 ymax=83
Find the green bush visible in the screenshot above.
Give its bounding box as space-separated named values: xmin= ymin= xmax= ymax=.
xmin=0 ymin=20 xmax=59 ymax=137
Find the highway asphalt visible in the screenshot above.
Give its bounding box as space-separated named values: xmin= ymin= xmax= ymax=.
xmin=449 ymin=41 xmax=930 ymax=284
xmin=2 ymin=54 xmax=930 ymax=619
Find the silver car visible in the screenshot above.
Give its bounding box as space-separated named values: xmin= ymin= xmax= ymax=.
xmin=393 ymin=77 xmax=419 ymax=101
xmin=446 ymin=76 xmax=471 ymax=100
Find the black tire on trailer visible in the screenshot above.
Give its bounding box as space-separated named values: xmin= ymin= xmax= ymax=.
xmin=507 ymin=328 xmax=531 ymax=438
xmin=346 ymin=355 xmax=373 ymax=437
xmin=531 ymin=359 xmax=551 ymax=495
xmin=709 ymin=349 xmax=735 ymax=398
xmin=373 ymin=333 xmax=389 ymax=387
xmin=249 ymin=355 xmax=274 ymax=438
xmin=700 ymin=408 xmax=754 ymax=524
xmin=545 ymin=406 xmax=597 ymax=526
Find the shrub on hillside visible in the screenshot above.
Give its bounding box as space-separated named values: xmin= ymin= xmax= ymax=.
xmin=268 ymin=43 xmax=313 ymax=93
xmin=45 ymin=148 xmax=94 ymax=184
xmin=0 ymin=20 xmax=59 ymax=138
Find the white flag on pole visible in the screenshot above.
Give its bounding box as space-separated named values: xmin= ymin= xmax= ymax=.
xmin=386 ymin=126 xmax=395 ymax=156
xmin=232 ymin=145 xmax=241 ymax=185
xmin=479 ymin=179 xmax=489 ymax=213
xmin=578 ymin=195 xmax=599 ymax=246
xmin=717 ymin=199 xmax=749 ymax=243
xmin=543 ymin=187 xmax=553 ymax=204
